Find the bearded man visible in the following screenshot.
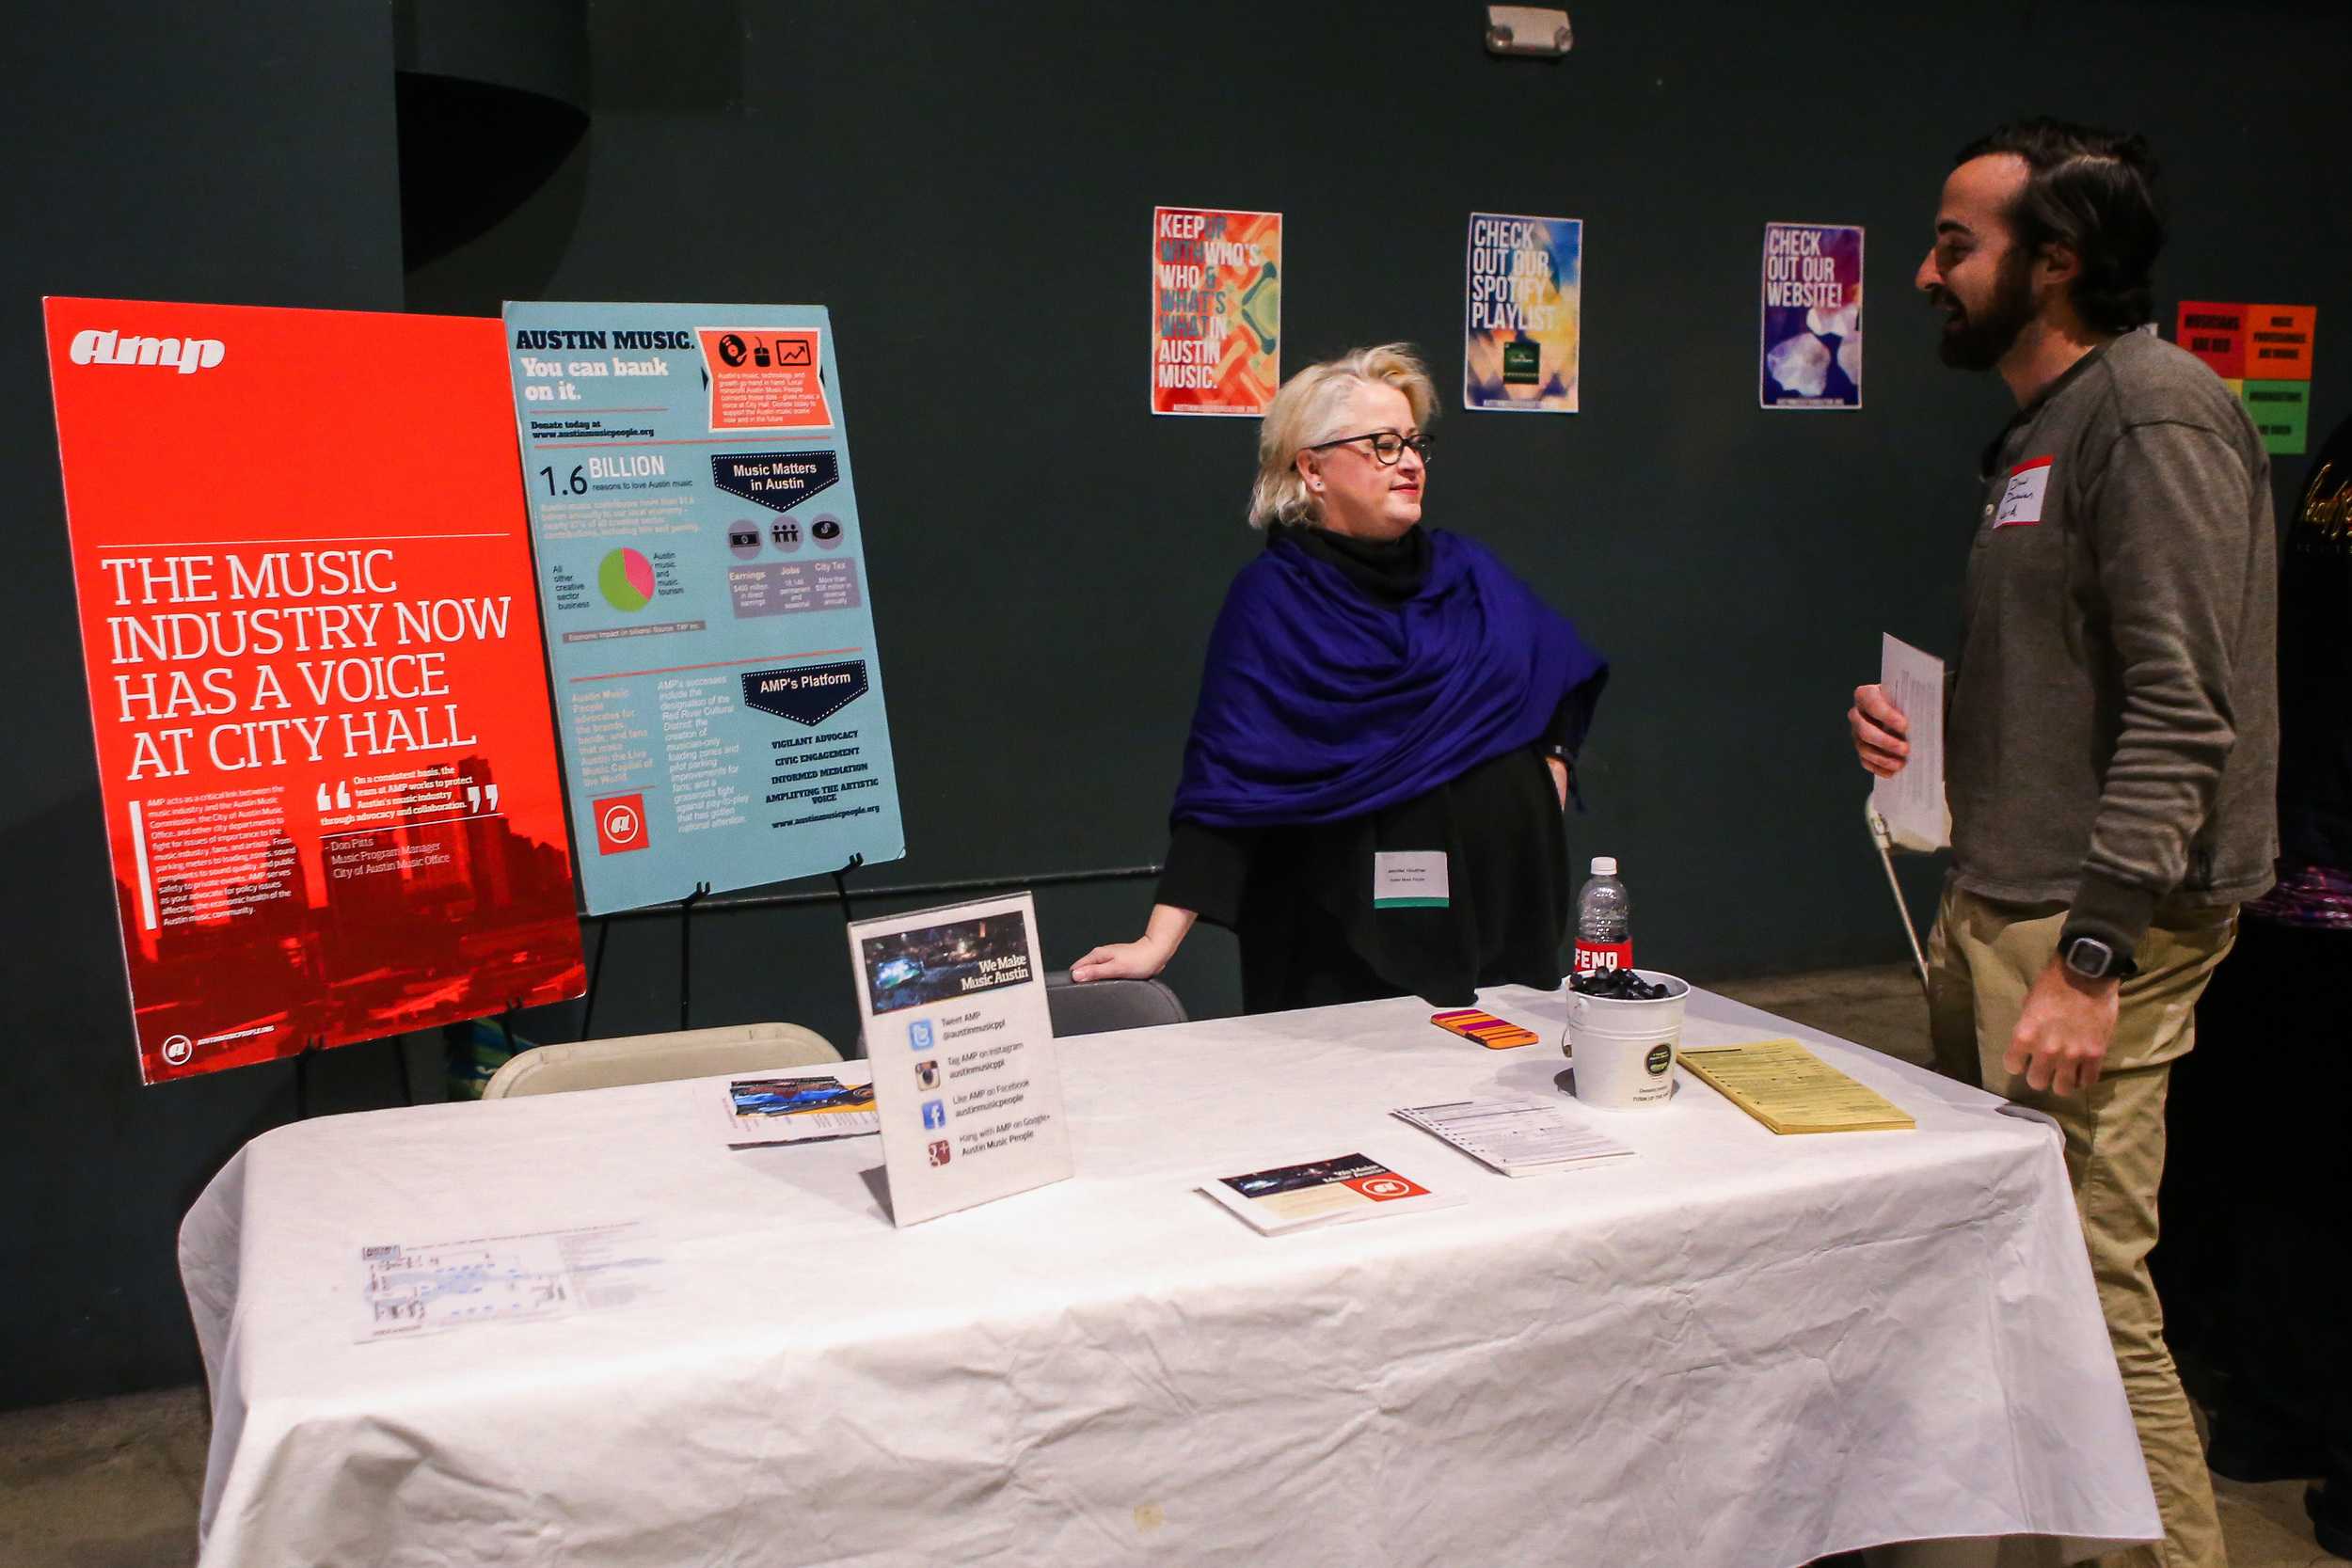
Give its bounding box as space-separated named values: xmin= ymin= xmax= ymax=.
xmin=1848 ymin=119 xmax=2279 ymax=1568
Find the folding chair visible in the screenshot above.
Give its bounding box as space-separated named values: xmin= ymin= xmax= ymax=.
xmin=482 ymin=1021 xmax=839 ymax=1099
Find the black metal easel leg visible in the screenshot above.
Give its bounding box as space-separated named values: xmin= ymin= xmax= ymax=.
xmin=580 ymin=916 xmax=611 ymax=1041
xmin=678 ymin=883 xmax=709 ymax=1032
xmin=827 ymin=855 xmax=866 ymax=1058
xmin=293 ymin=1036 xmax=324 ymax=1119
xmin=830 ymin=853 xmax=865 ymax=926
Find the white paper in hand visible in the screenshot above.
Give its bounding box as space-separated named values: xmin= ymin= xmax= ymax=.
xmin=1873 ymin=633 xmax=1949 ymax=851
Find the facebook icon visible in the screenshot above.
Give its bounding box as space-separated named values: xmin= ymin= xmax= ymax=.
xmin=909 ymin=1019 xmax=933 ymax=1051
xmin=921 ymin=1100 xmax=947 ymax=1130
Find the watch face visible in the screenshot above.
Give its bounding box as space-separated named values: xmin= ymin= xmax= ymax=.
xmin=2065 ymin=937 xmax=2114 ymax=978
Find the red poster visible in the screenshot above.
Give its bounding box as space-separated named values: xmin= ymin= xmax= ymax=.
xmin=2175 ymin=300 xmax=2247 ymax=379
xmin=44 ymin=299 xmax=585 ymax=1084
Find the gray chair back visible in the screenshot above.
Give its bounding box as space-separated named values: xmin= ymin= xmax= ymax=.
xmin=1042 ymin=970 xmax=1187 ymax=1037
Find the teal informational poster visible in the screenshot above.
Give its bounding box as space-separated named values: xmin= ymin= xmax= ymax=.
xmin=502 ymin=302 xmax=905 ymax=914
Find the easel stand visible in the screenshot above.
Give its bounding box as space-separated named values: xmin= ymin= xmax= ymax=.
xmin=292 ymin=1029 xmax=412 ymax=1120
xmin=572 ymin=855 xmax=866 ymax=1044
xmin=829 ymin=853 xmax=864 ymax=925
xmin=676 ymin=882 xmax=709 ymax=1031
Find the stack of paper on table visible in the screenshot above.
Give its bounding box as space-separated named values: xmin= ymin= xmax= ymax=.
xmin=1679 ymin=1039 xmax=1915 ymax=1133
xmin=1393 ymin=1098 xmax=1634 ymax=1176
xmin=715 ymin=1062 xmax=879 ymax=1147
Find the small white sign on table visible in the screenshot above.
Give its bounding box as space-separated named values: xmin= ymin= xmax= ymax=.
xmin=846 ymin=891 xmax=1073 ymax=1226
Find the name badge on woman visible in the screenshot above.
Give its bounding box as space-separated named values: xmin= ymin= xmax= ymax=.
xmin=1374 ymin=851 xmax=1451 ymax=909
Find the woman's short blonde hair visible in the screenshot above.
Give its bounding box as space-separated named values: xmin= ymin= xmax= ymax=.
xmin=1248 ymin=343 xmax=1438 ymax=529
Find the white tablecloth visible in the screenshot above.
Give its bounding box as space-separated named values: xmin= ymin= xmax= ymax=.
xmin=180 ymin=985 xmax=2159 ymax=1567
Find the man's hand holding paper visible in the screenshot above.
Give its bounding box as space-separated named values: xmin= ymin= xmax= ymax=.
xmin=1850 ymin=683 xmax=1911 ymax=778
xmin=1861 ymin=635 xmax=1951 ymax=852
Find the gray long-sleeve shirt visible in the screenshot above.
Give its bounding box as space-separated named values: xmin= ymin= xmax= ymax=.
xmin=1948 ymin=330 xmax=2278 ymax=951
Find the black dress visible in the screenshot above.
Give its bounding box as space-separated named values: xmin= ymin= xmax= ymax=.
xmin=1157 ymin=523 xmax=1605 ymax=1012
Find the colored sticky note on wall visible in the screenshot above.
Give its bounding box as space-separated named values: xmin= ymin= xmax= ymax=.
xmin=2176 ymin=300 xmax=2246 ymax=378
xmin=2242 ymin=380 xmax=2311 ymax=455
xmin=2243 ymin=304 xmax=2315 ymax=380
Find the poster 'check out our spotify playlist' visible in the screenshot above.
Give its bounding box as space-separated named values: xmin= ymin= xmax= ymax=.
xmin=42 ymin=299 xmax=585 ymax=1085
xmin=1464 ymin=214 xmax=1581 ymax=412
xmin=849 ymin=893 xmax=1072 ymax=1227
xmin=1150 ymin=206 xmax=1281 ymax=416
xmin=503 ymin=303 xmax=905 ymax=914
xmin=1760 ymin=223 xmax=1864 ymax=408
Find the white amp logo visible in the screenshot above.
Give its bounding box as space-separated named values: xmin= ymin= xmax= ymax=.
xmin=69 ymin=327 xmax=225 ymax=375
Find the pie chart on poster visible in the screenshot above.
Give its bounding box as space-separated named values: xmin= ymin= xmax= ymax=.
xmin=597 ymin=547 xmax=657 ymax=612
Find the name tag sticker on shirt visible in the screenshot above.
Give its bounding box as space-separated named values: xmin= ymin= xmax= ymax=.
xmin=1994 ymin=455 xmax=2054 ymax=527
xmin=1374 ymin=851 xmax=1450 ymax=909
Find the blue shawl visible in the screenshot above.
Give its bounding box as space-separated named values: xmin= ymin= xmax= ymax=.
xmin=1168 ymin=529 xmax=1607 ymax=829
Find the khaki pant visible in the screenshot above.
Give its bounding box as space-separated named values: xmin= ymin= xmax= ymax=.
xmin=1926 ymin=881 xmax=2238 ymax=1568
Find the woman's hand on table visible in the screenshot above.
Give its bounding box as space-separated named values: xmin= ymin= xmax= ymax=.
xmin=1072 ymin=905 xmax=1197 ymax=983
xmin=1071 ymin=940 xmax=1170 ymax=982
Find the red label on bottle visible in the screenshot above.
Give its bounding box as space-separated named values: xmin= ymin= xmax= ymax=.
xmin=1573 ymin=942 xmax=1632 ymax=975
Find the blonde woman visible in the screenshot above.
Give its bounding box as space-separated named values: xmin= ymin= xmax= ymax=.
xmin=1073 ymin=344 xmax=1609 ymax=1011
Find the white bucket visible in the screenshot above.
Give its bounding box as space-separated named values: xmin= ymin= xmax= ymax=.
xmin=1565 ymin=970 xmax=1689 ymax=1110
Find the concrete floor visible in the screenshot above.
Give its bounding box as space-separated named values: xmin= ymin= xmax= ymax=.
xmin=1708 ymin=960 xmax=1944 ymax=1069
xmin=5 ymin=965 xmax=2343 ymax=1568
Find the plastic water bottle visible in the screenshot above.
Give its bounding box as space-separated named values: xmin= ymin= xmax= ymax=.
xmin=1572 ymin=857 xmax=1632 ymax=977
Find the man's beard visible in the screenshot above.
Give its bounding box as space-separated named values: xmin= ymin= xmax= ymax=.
xmin=1933 ymin=252 xmax=2036 ymax=371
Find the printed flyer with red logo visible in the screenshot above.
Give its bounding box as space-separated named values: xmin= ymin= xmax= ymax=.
xmin=1200 ymin=1151 xmax=1460 ymax=1235
xmin=42 ymin=298 xmax=585 ymax=1084
xmin=502 ymin=302 xmax=905 ymax=914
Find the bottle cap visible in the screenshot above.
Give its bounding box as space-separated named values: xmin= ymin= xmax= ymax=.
xmin=1590 ymin=856 xmax=1618 ymax=876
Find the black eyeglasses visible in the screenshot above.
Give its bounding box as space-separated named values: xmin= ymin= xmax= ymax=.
xmin=1303 ymin=430 xmax=1435 ymax=466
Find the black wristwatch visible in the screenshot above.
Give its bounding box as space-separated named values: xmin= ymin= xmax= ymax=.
xmin=2059 ymin=932 xmax=2137 ymax=981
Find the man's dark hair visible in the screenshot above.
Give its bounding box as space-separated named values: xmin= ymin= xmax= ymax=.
xmin=1957 ymin=118 xmax=2166 ymax=333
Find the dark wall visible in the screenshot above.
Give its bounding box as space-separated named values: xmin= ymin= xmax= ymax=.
xmin=6 ymin=0 xmax=2345 ymax=1409
xmin=419 ymin=0 xmax=2351 ymax=1034
xmin=1 ymin=3 xmax=405 ymax=1409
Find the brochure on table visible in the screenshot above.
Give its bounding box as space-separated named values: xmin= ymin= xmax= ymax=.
xmin=502 ymin=301 xmax=905 ymax=915
xmin=1200 ymin=1151 xmax=1462 ymax=1235
xmin=1392 ymin=1099 xmax=1633 ymax=1177
xmin=358 ymin=1223 xmax=658 ymax=1342
xmin=715 ymin=1060 xmax=878 ymax=1147
xmin=847 ymin=892 xmax=1072 ymax=1227
xmin=1680 ymin=1038 xmax=1916 ymax=1133
xmin=42 ymin=297 xmax=585 ymax=1084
